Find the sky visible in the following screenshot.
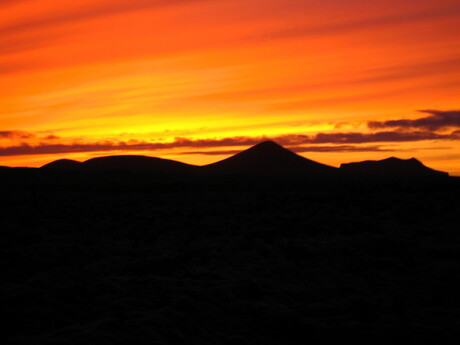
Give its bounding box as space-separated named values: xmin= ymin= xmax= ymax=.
xmin=1 ymin=0 xmax=460 ymax=174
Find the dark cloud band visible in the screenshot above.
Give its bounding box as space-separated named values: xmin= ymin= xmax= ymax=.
xmin=0 ymin=129 xmax=458 ymax=156
xmin=368 ymin=109 xmax=460 ymax=131
xmin=0 ymin=131 xmax=35 ymax=139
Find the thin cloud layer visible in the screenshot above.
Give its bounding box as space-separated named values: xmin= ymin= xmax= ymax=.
xmin=310 ymin=130 xmax=453 ymax=143
xmin=253 ymin=5 xmax=460 ymax=42
xmin=0 ymin=0 xmax=209 ymax=36
xmin=368 ymin=110 xmax=460 ymax=130
xmin=1 ymin=129 xmax=457 ymax=156
xmin=0 ymin=130 xmax=35 ymax=139
xmin=0 ymin=0 xmax=26 ymax=7
xmin=291 ymin=145 xmax=391 ymax=153
xmin=180 ymin=145 xmax=391 ymax=156
xmin=0 ymin=137 xmax=260 ymax=156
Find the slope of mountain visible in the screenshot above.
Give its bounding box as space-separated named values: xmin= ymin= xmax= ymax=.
xmin=80 ymin=155 xmax=197 ymax=174
xmin=41 ymin=159 xmax=81 ymax=170
xmin=340 ymin=157 xmax=448 ymax=177
xmin=38 ymin=142 xmax=449 ymax=178
xmin=202 ymin=140 xmax=337 ymax=176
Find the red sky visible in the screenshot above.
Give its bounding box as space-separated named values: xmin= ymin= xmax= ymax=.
xmin=1 ymin=0 xmax=460 ymax=174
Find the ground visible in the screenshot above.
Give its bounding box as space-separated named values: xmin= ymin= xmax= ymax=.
xmin=2 ymin=170 xmax=460 ymax=344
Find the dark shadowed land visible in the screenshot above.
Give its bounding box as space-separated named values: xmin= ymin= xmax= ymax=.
xmin=2 ymin=142 xmax=460 ymax=344
xmin=40 ymin=141 xmax=449 ymax=177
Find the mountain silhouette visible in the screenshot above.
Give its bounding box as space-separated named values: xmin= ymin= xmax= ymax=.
xmin=340 ymin=157 xmax=448 ymax=177
xmin=80 ymin=155 xmax=197 ymax=174
xmin=38 ymin=142 xmax=449 ymax=178
xmin=202 ymin=140 xmax=337 ymax=176
xmin=41 ymin=159 xmax=82 ymax=170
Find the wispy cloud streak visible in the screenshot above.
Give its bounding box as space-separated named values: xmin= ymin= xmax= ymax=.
xmin=0 ymin=0 xmax=208 ymax=36
xmin=179 ymin=145 xmax=391 ymax=156
xmin=0 ymin=130 xmax=35 ymax=139
xmin=368 ymin=110 xmax=460 ymax=131
xmin=1 ymin=129 xmax=457 ymax=156
xmin=252 ymin=5 xmax=460 ymax=41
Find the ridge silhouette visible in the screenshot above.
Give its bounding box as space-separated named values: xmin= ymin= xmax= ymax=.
xmin=41 ymin=159 xmax=81 ymax=170
xmin=340 ymin=156 xmax=448 ymax=177
xmin=3 ymin=141 xmax=459 ymax=345
xmin=81 ymin=155 xmax=197 ymax=174
xmin=40 ymin=140 xmax=448 ymax=177
xmin=202 ymin=140 xmax=337 ymax=176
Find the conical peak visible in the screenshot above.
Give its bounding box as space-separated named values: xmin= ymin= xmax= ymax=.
xmin=247 ymin=140 xmax=285 ymax=152
xmin=254 ymin=140 xmax=282 ymax=148
xmin=247 ymin=140 xmax=291 ymax=153
xmin=203 ymin=140 xmax=337 ymax=175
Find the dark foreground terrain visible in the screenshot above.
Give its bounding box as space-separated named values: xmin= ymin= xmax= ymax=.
xmin=2 ymin=169 xmax=460 ymax=344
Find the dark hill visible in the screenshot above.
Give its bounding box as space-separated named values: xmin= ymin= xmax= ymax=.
xmin=37 ymin=143 xmax=449 ymax=178
xmin=202 ymin=140 xmax=337 ymax=176
xmin=340 ymin=157 xmax=448 ymax=177
xmin=41 ymin=159 xmax=81 ymax=170
xmin=80 ymin=155 xmax=197 ymax=174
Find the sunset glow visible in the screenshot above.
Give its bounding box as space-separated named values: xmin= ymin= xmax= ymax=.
xmin=1 ymin=0 xmax=460 ymax=174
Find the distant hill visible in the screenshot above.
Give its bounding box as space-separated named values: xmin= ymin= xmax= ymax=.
xmin=41 ymin=159 xmax=81 ymax=170
xmin=37 ymin=142 xmax=449 ymax=178
xmin=202 ymin=141 xmax=337 ymax=176
xmin=340 ymin=157 xmax=448 ymax=177
xmin=80 ymin=155 xmax=197 ymax=174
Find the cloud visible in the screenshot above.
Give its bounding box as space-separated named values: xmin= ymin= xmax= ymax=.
xmin=1 ymin=129 xmax=458 ymax=157
xmin=0 ymin=137 xmax=261 ymax=156
xmin=194 ymin=57 xmax=460 ymax=107
xmin=43 ymin=135 xmax=60 ymax=140
xmin=309 ymin=131 xmax=454 ymax=144
xmin=0 ymin=142 xmax=131 ymax=156
xmin=251 ymin=5 xmax=460 ymax=42
xmin=268 ymin=88 xmax=413 ymax=111
xmin=0 ymin=0 xmax=26 ymax=7
xmin=368 ymin=109 xmax=460 ymax=131
xmin=348 ymin=58 xmax=460 ymax=85
xmin=178 ymin=150 xmax=242 ymax=156
xmin=0 ymin=130 xmax=35 ymax=139
xmin=0 ymin=0 xmax=209 ymax=37
xmin=0 ymin=60 xmax=37 ymax=76
xmin=0 ymin=31 xmax=61 ymax=56
xmin=180 ymin=145 xmax=391 ymax=156
xmin=291 ymin=145 xmax=391 ymax=153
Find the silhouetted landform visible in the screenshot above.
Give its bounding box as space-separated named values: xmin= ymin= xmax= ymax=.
xmin=2 ymin=153 xmax=460 ymax=344
xmin=41 ymin=159 xmax=81 ymax=170
xmin=340 ymin=157 xmax=449 ymax=177
xmin=39 ymin=140 xmax=448 ymax=178
xmin=42 ymin=155 xmax=196 ymax=174
xmin=80 ymin=155 xmax=197 ymax=174
xmin=202 ymin=140 xmax=337 ymax=176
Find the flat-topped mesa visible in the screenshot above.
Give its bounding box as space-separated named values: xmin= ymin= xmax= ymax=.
xmin=202 ymin=140 xmax=337 ymax=176
xmin=340 ymin=157 xmax=448 ymax=177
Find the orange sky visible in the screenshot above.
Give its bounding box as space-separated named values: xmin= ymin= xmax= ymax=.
xmin=1 ymin=0 xmax=460 ymax=174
